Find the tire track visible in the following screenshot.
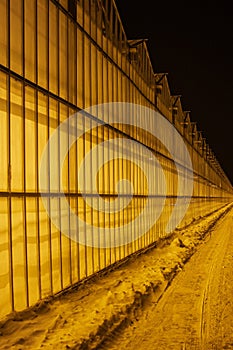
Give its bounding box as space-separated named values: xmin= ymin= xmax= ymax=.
xmin=199 ymin=212 xmax=233 ymax=350
xmin=99 ymin=208 xmax=233 ymax=350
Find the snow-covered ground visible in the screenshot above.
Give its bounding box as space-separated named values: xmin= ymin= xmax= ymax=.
xmin=0 ymin=203 xmax=232 ymax=350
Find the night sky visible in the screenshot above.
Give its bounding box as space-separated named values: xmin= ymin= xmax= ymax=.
xmin=115 ymin=0 xmax=233 ymax=184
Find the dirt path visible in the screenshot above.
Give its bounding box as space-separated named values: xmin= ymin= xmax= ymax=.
xmin=99 ymin=210 xmax=233 ymax=350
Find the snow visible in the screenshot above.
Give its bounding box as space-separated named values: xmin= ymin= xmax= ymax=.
xmin=0 ymin=203 xmax=232 ymax=349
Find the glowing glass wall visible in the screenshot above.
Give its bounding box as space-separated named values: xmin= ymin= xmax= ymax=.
xmin=0 ymin=0 xmax=232 ymax=319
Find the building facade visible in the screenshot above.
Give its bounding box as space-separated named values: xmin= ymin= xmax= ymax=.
xmin=0 ymin=0 xmax=232 ymax=319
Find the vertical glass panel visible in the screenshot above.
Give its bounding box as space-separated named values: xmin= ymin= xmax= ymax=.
xmin=0 ymin=198 xmax=11 ymax=318
xmin=69 ymin=197 xmax=79 ymax=283
xmin=39 ymin=197 xmax=52 ymax=297
xmin=77 ymin=0 xmax=83 ymax=27
xmin=10 ymin=0 xmax=22 ymax=75
xmin=103 ymin=57 xmax=108 ymax=103
xmin=97 ymin=126 xmax=106 ymax=268
xmin=50 ymin=198 xmax=62 ymax=293
xmin=90 ymin=0 xmax=97 ymax=41
xmin=0 ymin=0 xmax=7 ymax=67
xmin=78 ymin=115 xmax=87 ymax=276
xmin=68 ymin=21 xmax=76 ymax=104
xmin=10 ymin=78 xmax=24 ymax=192
xmin=83 ymin=0 xmax=90 ymax=33
xmin=86 ymin=244 xmax=94 ymax=276
xmin=49 ymin=1 xmax=58 ymax=95
xmin=92 ymin=125 xmax=100 ymax=273
xmin=96 ymin=3 xmax=102 ymax=48
xmin=77 ymin=197 xmax=87 ymax=278
xmin=108 ymin=61 xmax=113 ymax=102
xmin=25 ymin=0 xmax=36 ymax=82
xmin=102 ymin=15 xmax=107 ymax=53
xmin=25 ymin=86 xmax=36 ymax=192
xmin=113 ymin=66 xmax=117 ymax=102
xmin=49 ymin=98 xmax=59 ymax=192
xmin=12 ymin=198 xmax=26 ymax=311
xmin=83 ymin=117 xmax=94 ymax=274
xmin=60 ymin=103 xmax=68 ymax=192
xmin=84 ymin=118 xmax=91 ymax=193
xmin=38 ymin=0 xmax=48 ymax=89
xmin=84 ymin=36 xmax=91 ymax=107
xmin=97 ymin=51 xmax=103 ymax=104
xmin=103 ymin=126 xmax=110 ymax=244
xmin=38 ymin=92 xmax=48 ymax=192
xmin=68 ymin=108 xmax=77 ymax=193
xmin=91 ymin=44 xmax=97 ymax=106
xmin=77 ymin=29 xmax=83 ymax=108
xmin=60 ymin=199 xmax=71 ymax=288
xmin=0 ymin=72 xmax=8 ymax=191
xmin=26 ymin=197 xmax=40 ymax=305
xmin=59 ymin=11 xmax=67 ymax=100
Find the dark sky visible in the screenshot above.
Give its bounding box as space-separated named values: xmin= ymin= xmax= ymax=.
xmin=115 ymin=0 xmax=233 ymax=184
